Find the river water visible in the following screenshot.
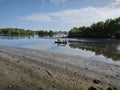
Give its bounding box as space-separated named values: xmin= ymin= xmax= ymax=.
xmin=0 ymin=35 xmax=120 ymax=65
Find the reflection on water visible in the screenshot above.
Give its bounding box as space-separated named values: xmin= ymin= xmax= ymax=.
xmin=55 ymin=43 xmax=67 ymax=46
xmin=0 ymin=36 xmax=120 ymax=64
xmin=0 ymin=35 xmax=35 ymax=40
xmin=68 ymin=41 xmax=120 ymax=61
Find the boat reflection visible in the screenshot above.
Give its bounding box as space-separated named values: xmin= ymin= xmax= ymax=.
xmin=56 ymin=43 xmax=67 ymax=46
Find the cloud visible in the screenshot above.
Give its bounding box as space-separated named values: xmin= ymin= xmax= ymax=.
xmin=21 ymin=6 xmax=120 ymax=26
xmin=20 ymin=0 xmax=120 ymax=30
xmin=21 ymin=13 xmax=54 ymax=22
xmin=42 ymin=0 xmax=67 ymax=4
xmin=51 ymin=0 xmax=67 ymax=4
xmin=115 ymin=0 xmax=120 ymax=2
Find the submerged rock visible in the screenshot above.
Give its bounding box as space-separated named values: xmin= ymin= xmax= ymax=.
xmin=88 ymin=86 xmax=97 ymax=90
xmin=93 ymin=79 xmax=100 ymax=84
xmin=107 ymin=87 xmax=118 ymax=90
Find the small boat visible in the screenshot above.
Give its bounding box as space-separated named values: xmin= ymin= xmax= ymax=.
xmin=55 ymin=38 xmax=67 ymax=44
xmin=55 ymin=41 xmax=67 ymax=44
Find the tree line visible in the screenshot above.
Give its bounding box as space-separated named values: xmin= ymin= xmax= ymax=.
xmin=0 ymin=28 xmax=54 ymax=36
xmin=0 ymin=28 xmax=69 ymax=37
xmin=68 ymin=17 xmax=120 ymax=38
xmin=0 ymin=28 xmax=35 ymax=36
xmin=36 ymin=30 xmax=54 ymax=36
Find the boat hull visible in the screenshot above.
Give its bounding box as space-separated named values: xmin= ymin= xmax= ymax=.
xmin=55 ymin=41 xmax=67 ymax=44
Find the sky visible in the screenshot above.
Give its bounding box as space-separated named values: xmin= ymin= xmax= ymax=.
xmin=0 ymin=0 xmax=120 ymax=31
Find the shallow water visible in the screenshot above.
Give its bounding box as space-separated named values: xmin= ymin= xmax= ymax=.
xmin=0 ymin=35 xmax=120 ymax=65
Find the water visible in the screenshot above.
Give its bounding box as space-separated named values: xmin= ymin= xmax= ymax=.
xmin=0 ymin=35 xmax=120 ymax=65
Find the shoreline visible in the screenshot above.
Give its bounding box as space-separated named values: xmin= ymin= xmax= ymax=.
xmin=0 ymin=45 xmax=120 ymax=90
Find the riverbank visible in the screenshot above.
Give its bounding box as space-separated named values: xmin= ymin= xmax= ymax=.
xmin=0 ymin=45 xmax=120 ymax=90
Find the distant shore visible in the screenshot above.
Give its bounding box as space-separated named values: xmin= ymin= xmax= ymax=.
xmin=0 ymin=45 xmax=120 ymax=90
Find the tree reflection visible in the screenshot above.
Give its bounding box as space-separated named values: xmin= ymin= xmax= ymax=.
xmin=69 ymin=41 xmax=120 ymax=61
xmin=0 ymin=35 xmax=35 ymax=40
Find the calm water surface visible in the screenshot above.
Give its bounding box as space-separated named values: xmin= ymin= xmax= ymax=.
xmin=0 ymin=36 xmax=120 ymax=65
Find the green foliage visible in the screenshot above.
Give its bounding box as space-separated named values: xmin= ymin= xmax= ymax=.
xmin=0 ymin=28 xmax=55 ymax=37
xmin=37 ymin=30 xmax=54 ymax=36
xmin=68 ymin=17 xmax=120 ymax=38
xmin=0 ymin=28 xmax=35 ymax=36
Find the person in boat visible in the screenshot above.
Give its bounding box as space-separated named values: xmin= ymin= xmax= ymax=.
xmin=56 ymin=38 xmax=67 ymax=44
xmin=57 ymin=38 xmax=63 ymax=42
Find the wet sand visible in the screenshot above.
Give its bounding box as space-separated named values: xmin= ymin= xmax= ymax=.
xmin=0 ymin=45 xmax=120 ymax=90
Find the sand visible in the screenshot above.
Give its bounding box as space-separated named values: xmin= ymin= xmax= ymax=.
xmin=0 ymin=45 xmax=120 ymax=90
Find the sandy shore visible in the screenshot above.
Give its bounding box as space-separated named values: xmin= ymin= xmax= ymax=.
xmin=0 ymin=45 xmax=120 ymax=90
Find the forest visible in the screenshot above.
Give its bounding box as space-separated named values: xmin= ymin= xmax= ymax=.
xmin=0 ymin=28 xmax=54 ymax=36
xmin=68 ymin=17 xmax=120 ymax=38
xmin=36 ymin=30 xmax=54 ymax=36
xmin=0 ymin=28 xmax=35 ymax=36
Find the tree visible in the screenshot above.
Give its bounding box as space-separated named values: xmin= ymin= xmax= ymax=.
xmin=0 ymin=28 xmax=35 ymax=36
xmin=68 ymin=16 xmax=120 ymax=38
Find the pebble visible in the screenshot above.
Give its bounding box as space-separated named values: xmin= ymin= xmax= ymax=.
xmin=93 ymin=79 xmax=100 ymax=84
xmin=106 ymin=87 xmax=118 ymax=90
xmin=8 ymin=84 xmax=12 ymax=88
xmin=88 ymin=86 xmax=97 ymax=90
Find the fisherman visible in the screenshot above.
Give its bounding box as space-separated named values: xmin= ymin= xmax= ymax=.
xmin=57 ymin=38 xmax=63 ymax=42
